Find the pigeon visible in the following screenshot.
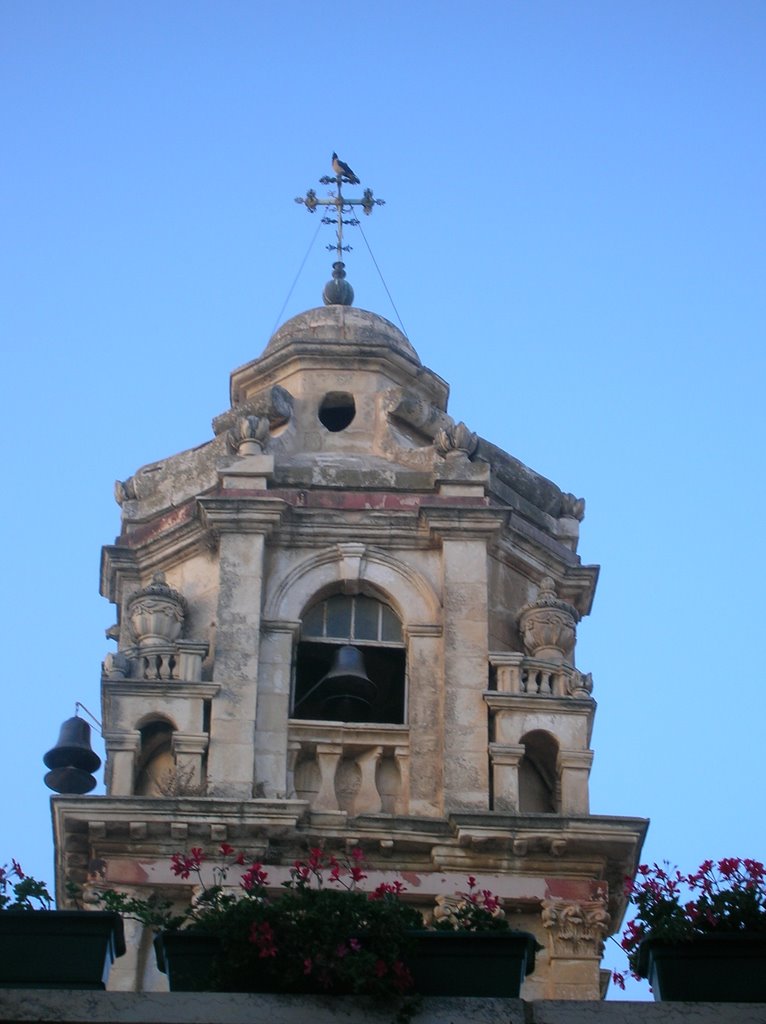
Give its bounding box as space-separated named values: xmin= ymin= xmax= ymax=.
xmin=332 ymin=152 xmax=360 ymax=185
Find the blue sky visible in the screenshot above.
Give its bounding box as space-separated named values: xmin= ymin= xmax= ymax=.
xmin=2 ymin=1 xmax=764 ymax=998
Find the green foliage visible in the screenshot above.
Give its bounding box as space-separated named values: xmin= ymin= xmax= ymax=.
xmin=0 ymin=860 xmax=53 ymax=911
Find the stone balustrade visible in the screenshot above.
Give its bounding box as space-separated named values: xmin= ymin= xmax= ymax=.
xmin=103 ymin=640 xmax=209 ymax=683
xmin=288 ymin=721 xmax=409 ymax=816
xmin=490 ymin=652 xmax=593 ymax=699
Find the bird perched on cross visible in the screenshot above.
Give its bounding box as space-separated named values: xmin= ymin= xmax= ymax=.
xmin=332 ymin=152 xmax=360 ymax=185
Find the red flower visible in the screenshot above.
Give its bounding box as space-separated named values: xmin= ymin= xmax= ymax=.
xmin=249 ymin=921 xmax=277 ymax=958
xmin=10 ymin=859 xmax=24 ymax=880
xmin=219 ymin=843 xmax=234 ymax=857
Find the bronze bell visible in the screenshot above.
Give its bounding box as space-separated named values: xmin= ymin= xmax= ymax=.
xmin=316 ymin=645 xmax=377 ymax=722
xmin=43 ymin=716 xmax=101 ymax=794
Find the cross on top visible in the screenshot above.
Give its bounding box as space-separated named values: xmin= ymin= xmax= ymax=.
xmin=296 ymin=153 xmax=385 ymax=262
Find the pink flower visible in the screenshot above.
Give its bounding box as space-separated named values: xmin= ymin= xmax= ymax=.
xmin=219 ymin=843 xmax=234 ymax=856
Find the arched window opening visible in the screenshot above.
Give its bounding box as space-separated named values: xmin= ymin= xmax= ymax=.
xmin=519 ymin=730 xmax=559 ymax=813
xmin=293 ymin=594 xmax=405 ymax=724
xmin=135 ymin=719 xmax=175 ymax=797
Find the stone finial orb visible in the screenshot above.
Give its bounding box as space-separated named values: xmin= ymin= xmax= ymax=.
xmin=323 ymin=261 xmax=354 ymax=306
xmin=518 ymin=576 xmax=580 ymax=664
xmin=127 ymin=572 xmax=187 ymax=648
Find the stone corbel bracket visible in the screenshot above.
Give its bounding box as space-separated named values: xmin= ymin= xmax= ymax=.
xmin=386 ymin=389 xmax=454 ymax=440
xmin=212 ymin=384 xmax=294 ymax=437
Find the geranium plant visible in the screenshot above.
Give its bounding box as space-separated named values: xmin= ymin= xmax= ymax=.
xmin=431 ymin=875 xmax=509 ymax=932
xmin=613 ymin=857 xmax=766 ymax=988
xmin=100 ymin=844 xmax=423 ymax=998
xmin=0 ymin=860 xmax=53 ymax=911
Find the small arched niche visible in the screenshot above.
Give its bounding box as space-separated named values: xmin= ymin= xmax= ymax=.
xmin=292 ymin=592 xmax=405 ymax=724
xmin=519 ymin=730 xmax=559 ymax=813
xmin=135 ymin=718 xmax=176 ymax=796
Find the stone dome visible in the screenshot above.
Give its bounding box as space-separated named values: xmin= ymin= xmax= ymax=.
xmin=263 ymin=305 xmax=421 ymax=365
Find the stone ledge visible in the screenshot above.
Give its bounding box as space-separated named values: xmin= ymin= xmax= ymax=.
xmin=1 ymin=993 xmax=765 ymax=1024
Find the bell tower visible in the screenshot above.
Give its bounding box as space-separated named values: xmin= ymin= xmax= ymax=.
xmin=51 ymin=160 xmax=646 ymax=998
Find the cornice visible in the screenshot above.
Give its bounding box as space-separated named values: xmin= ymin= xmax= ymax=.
xmin=197 ymin=495 xmax=287 ymax=534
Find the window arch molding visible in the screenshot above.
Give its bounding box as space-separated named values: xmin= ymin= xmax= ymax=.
xmin=263 ymin=543 xmax=441 ymax=630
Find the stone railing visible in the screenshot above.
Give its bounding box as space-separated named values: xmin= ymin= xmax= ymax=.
xmin=103 ymin=640 xmax=209 ymax=683
xmin=489 ymin=652 xmax=593 ymax=698
xmin=287 ymin=721 xmax=409 ymax=817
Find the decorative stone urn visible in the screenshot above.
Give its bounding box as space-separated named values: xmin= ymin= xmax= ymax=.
xmin=518 ymin=576 xmax=579 ymax=664
xmin=127 ymin=573 xmax=187 ymax=648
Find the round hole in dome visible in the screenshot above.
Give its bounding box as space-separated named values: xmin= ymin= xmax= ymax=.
xmin=318 ymin=392 xmax=356 ymax=432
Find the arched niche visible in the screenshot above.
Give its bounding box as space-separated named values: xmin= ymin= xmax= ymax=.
xmin=134 ymin=716 xmax=176 ymax=797
xmin=519 ymin=729 xmax=559 ymax=813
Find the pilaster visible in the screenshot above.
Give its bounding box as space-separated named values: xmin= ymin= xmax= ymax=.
xmin=422 ymin=508 xmax=505 ymax=810
xmin=255 ymin=620 xmax=300 ymax=798
xmin=199 ymin=497 xmax=286 ymax=798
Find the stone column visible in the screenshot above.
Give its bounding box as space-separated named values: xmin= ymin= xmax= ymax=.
xmin=422 ymin=508 xmax=505 ymax=810
xmin=255 ymin=620 xmax=300 ymax=798
xmin=488 ymin=742 xmax=525 ymax=811
xmin=171 ymin=732 xmax=209 ymax=792
xmin=558 ymin=749 xmax=594 ymax=814
xmin=103 ymin=731 xmax=141 ymax=796
xmin=199 ymin=497 xmax=285 ymax=798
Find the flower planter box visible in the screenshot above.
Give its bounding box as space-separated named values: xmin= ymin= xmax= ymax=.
xmin=638 ymin=933 xmax=766 ymax=1002
xmin=155 ymin=932 xmax=225 ymax=992
xmin=0 ymin=911 xmax=125 ymax=990
xmin=404 ymin=929 xmax=539 ymax=997
xmin=156 ymin=928 xmax=539 ymax=996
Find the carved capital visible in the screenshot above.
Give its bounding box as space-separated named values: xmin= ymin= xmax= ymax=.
xmin=518 ymin=577 xmax=579 ymax=662
xmin=541 ymin=897 xmax=610 ymax=959
xmin=228 ymin=414 xmax=270 ymax=455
